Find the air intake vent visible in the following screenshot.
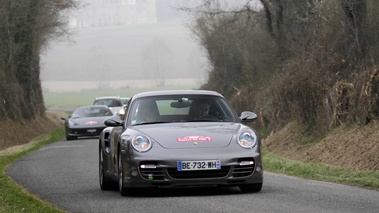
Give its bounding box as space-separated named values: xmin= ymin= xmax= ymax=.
xmin=167 ymin=167 xmax=230 ymax=179
xmin=139 ymin=162 xmax=165 ymax=180
xmin=232 ymin=158 xmax=255 ymax=177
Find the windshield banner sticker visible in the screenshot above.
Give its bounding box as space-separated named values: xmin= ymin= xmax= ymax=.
xmin=177 ymin=136 xmax=212 ymax=142
xmin=85 ymin=121 xmax=98 ymax=125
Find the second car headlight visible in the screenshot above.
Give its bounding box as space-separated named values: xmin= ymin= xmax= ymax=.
xmin=131 ymin=135 xmax=152 ymax=152
xmin=238 ymin=131 xmax=257 ymax=148
xmin=68 ymin=120 xmax=78 ymax=126
xmin=118 ymin=108 xmax=125 ymax=115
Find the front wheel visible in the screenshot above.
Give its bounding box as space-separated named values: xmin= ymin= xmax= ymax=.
xmin=118 ymin=150 xmax=128 ymax=196
xmin=239 ymin=183 xmax=262 ymax=193
xmin=66 ymin=134 xmax=77 ymax=141
xmin=99 ymin=146 xmax=114 ymax=190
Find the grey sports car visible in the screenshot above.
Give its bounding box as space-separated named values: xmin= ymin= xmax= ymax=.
xmin=99 ymin=90 xmax=263 ymax=196
xmin=61 ymin=105 xmax=113 ymax=140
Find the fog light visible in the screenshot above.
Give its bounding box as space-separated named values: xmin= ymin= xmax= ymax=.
xmin=255 ymin=165 xmax=262 ymax=173
xmin=131 ymin=170 xmax=138 ymax=176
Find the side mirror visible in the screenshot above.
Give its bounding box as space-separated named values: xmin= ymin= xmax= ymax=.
xmin=104 ymin=116 xmax=123 ymax=127
xmin=239 ymin=111 xmax=257 ymax=122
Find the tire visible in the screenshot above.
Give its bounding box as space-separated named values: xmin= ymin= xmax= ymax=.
xmin=99 ymin=146 xmax=113 ymax=190
xmin=118 ymin=150 xmax=128 ymax=196
xmin=239 ymin=183 xmax=263 ymax=193
xmin=66 ymin=135 xmax=77 ymax=141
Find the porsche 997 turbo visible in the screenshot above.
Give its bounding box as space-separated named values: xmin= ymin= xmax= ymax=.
xmin=98 ymin=90 xmax=263 ymax=196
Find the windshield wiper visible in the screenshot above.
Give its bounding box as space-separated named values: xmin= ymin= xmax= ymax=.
xmin=188 ymin=119 xmax=216 ymax=122
xmin=134 ymin=121 xmax=169 ymax=126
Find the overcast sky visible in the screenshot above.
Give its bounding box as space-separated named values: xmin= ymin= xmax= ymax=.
xmin=40 ymin=0 xmax=208 ymax=92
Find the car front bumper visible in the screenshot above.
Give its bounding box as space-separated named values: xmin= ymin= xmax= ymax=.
xmin=120 ymin=146 xmax=263 ymax=188
xmin=66 ymin=127 xmax=105 ymax=137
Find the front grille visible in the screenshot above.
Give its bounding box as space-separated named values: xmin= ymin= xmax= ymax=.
xmin=140 ymin=168 xmax=165 ymax=180
xmin=167 ymin=167 xmax=230 ymax=179
xmin=139 ymin=158 xmax=256 ymax=180
xmin=70 ymin=127 xmax=104 ymax=135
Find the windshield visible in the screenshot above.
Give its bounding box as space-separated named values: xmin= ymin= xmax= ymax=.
xmin=93 ymin=98 xmax=122 ymax=107
xmin=127 ymin=95 xmax=238 ymax=126
xmin=72 ymin=106 xmax=112 ymax=118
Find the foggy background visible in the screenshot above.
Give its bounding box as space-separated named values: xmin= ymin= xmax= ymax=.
xmin=40 ymin=0 xmax=208 ymax=93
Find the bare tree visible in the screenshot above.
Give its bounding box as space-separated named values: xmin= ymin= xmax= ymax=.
xmin=177 ymin=0 xmax=281 ymax=96
xmin=179 ymin=0 xmax=320 ymax=60
xmin=141 ymin=38 xmax=173 ymax=87
xmin=0 ymin=0 xmax=80 ymax=120
xmin=187 ymin=47 xmax=209 ymax=85
xmin=177 ymin=0 xmax=379 ymax=130
xmin=340 ymin=0 xmax=367 ymax=64
xmin=87 ymin=46 xmax=110 ymax=90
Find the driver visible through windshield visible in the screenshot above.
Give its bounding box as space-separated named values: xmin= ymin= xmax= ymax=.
xmin=129 ymin=95 xmax=236 ymax=125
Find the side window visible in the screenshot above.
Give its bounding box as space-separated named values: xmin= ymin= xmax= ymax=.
xmin=129 ymin=101 xmax=158 ymax=124
xmin=120 ymin=104 xmax=129 ymax=120
xmin=129 ymin=102 xmax=141 ymax=125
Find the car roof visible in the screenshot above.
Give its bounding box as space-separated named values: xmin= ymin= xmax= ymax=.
xmin=74 ymin=105 xmax=110 ymax=111
xmin=95 ymin=96 xmax=121 ymax=100
xmin=76 ymin=105 xmax=109 ymax=109
xmin=132 ymin=90 xmax=224 ymax=99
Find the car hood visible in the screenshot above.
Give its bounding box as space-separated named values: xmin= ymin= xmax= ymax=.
xmin=134 ymin=123 xmax=242 ymax=148
xmin=70 ymin=117 xmax=108 ymax=127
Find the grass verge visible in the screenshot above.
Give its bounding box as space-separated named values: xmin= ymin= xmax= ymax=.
xmin=0 ymin=128 xmax=66 ymax=213
xmin=263 ymin=149 xmax=379 ymax=189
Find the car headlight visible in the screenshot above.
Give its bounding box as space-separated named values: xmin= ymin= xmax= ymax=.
xmin=238 ymin=131 xmax=257 ymax=148
xmin=131 ymin=135 xmax=152 ymax=152
xmin=68 ymin=120 xmax=78 ymax=126
xmin=118 ymin=108 xmax=125 ymax=115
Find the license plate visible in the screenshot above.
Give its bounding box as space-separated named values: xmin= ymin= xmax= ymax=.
xmin=177 ymin=160 xmax=221 ymax=171
xmin=87 ymin=129 xmax=96 ymax=133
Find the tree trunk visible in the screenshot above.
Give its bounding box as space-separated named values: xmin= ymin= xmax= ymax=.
xmin=340 ymin=0 xmax=367 ymax=62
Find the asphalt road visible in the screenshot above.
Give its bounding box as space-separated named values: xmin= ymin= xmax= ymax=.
xmin=6 ymin=138 xmax=379 ymax=213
